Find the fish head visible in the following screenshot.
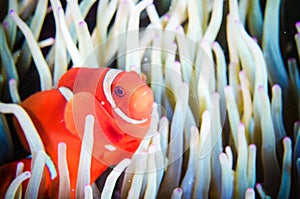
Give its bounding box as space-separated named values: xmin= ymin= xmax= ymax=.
xmin=108 ymin=70 xmax=154 ymax=124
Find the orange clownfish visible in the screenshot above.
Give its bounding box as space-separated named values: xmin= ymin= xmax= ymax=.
xmin=0 ymin=68 xmax=154 ymax=198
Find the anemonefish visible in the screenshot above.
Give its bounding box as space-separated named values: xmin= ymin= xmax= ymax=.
xmin=0 ymin=68 xmax=154 ymax=198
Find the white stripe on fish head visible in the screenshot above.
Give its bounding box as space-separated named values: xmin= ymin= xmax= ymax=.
xmin=103 ymin=69 xmax=148 ymax=125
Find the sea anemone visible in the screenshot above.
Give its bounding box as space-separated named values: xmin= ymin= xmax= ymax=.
xmin=0 ymin=0 xmax=299 ymax=198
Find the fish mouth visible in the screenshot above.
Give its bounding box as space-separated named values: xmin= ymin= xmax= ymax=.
xmin=128 ymin=84 xmax=154 ymax=121
xmin=113 ymin=107 xmax=148 ymax=124
xmin=103 ymin=69 xmax=151 ymax=125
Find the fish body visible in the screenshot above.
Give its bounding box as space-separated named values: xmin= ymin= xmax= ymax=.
xmin=0 ymin=68 xmax=154 ymax=198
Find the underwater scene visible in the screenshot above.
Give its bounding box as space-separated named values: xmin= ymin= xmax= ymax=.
xmin=0 ymin=0 xmax=299 ymax=198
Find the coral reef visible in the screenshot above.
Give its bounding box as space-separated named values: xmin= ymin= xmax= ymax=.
xmin=0 ymin=0 xmax=299 ymax=198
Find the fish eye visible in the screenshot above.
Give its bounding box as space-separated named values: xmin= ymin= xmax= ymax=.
xmin=114 ymin=86 xmax=125 ymax=97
